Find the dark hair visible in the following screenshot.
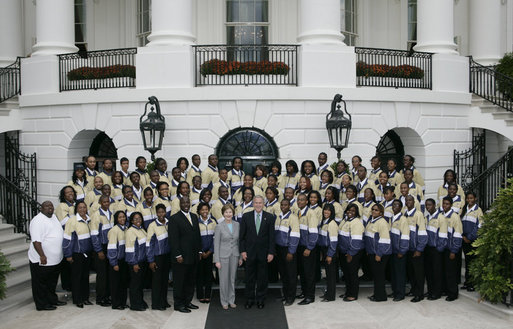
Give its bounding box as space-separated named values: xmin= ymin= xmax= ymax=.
xmin=461 ymin=192 xmax=478 ymax=217
xmin=241 ymin=186 xmax=255 ymax=200
xmin=352 ymin=155 xmax=362 ymax=162
xmin=388 ymin=158 xmax=397 ymax=165
xmin=447 ymin=183 xmax=458 ymax=191
xmin=196 ymin=202 xmax=210 ymax=216
xmin=267 ymin=174 xmax=278 ymax=183
xmin=322 ymin=202 xmax=336 ymax=222
xmin=383 ymin=186 xmax=395 ymax=195
xmin=72 ymin=168 xmax=88 ymax=186
xmin=59 ymin=185 xmax=76 ymax=203
xmin=364 ymin=187 xmax=376 ymax=203
xmin=319 ymin=152 xmax=328 ymax=158
xmin=177 ymin=157 xmax=189 ymax=168
xmin=442 ymin=196 xmax=453 ymax=206
xmin=156 ymin=181 xmax=169 ymax=197
xmin=136 ymin=156 xmax=146 ymax=165
xmin=265 ymin=186 xmax=279 ymax=200
xmin=404 ymin=154 xmax=415 ymax=163
xmin=143 ymin=186 xmax=154 ymax=196
xmin=270 ymin=161 xmax=282 ymax=174
xmin=346 ymin=184 xmax=357 ymax=194
xmin=155 ymin=158 xmax=166 ymax=167
xmin=122 ymin=185 xmax=133 ymax=194
xmin=155 ymin=204 xmax=167 ymax=212
xmin=120 ymin=157 xmax=129 ymax=164
xmin=425 ymin=198 xmax=436 ymax=206
xmin=299 ymin=175 xmax=312 ymax=192
xmin=74 ymin=200 xmax=87 ymax=214
xmin=285 ymin=160 xmax=299 ymax=174
xmin=99 ymin=195 xmax=110 ymax=203
xmin=344 ymin=203 xmax=360 ymax=218
xmin=308 ymin=190 xmax=323 ymax=208
xmin=199 ymin=188 xmax=212 ymax=201
xmin=232 ymin=156 xmax=243 ymax=168
xmin=111 ymin=171 xmax=123 ymax=185
xmin=325 ymin=186 xmax=340 ymax=203
xmin=371 ymin=155 xmax=380 ymax=162
xmin=373 ymin=203 xmax=385 ymax=216
xmin=130 ymin=171 xmax=140 ymax=181
xmin=254 ymin=164 xmax=268 ymax=177
xmin=244 ymin=173 xmax=253 ymax=180
xmin=300 ymin=160 xmax=317 ymax=176
xmin=320 ymin=169 xmax=334 ymax=184
xmin=403 ymin=168 xmax=413 ymax=176
xmin=113 ymin=210 xmax=127 ymax=225
xmin=129 ymin=211 xmax=143 ymax=224
xmin=176 ymin=181 xmax=190 ymax=196
xmin=85 ymin=155 xmax=95 ymax=163
xmin=358 ymin=166 xmax=367 ymax=173
xmin=443 ymin=169 xmax=457 ymax=184
xmin=392 ymin=199 xmax=403 ymax=210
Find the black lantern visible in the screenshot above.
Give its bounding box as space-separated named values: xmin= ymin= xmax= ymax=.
xmin=326 ymin=94 xmax=352 ymax=160
xmin=140 ymin=96 xmax=165 ymax=161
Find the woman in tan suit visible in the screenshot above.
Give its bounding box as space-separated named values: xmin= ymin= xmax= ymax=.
xmin=214 ymin=204 xmax=242 ymax=309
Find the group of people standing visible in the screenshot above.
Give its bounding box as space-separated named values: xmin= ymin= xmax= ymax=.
xmin=29 ymin=151 xmax=483 ymax=312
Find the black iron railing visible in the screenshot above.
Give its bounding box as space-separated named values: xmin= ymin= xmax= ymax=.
xmin=5 ymin=134 xmax=37 ymax=202
xmin=0 ymin=57 xmax=21 ymax=103
xmin=58 ymin=48 xmax=137 ymax=92
xmin=454 ymin=129 xmax=487 ymax=190
xmin=470 ymin=57 xmax=513 ymax=112
xmin=466 ymin=147 xmax=513 ymax=211
xmin=0 ymin=174 xmax=40 ymax=235
xmin=193 ymin=45 xmax=298 ymax=86
xmin=355 ymin=47 xmax=432 ymax=89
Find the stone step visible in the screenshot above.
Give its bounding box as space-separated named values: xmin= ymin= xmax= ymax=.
xmin=491 ymin=112 xmax=513 ymax=120
xmin=9 ymin=253 xmax=29 ymax=272
xmin=1 ymin=242 xmax=30 ymax=264
xmin=479 ymin=106 xmax=501 ymax=113
xmin=0 ymin=233 xmax=28 ymax=250
xmin=5 ymin=266 xmax=31 ymax=295
xmin=0 ymin=223 xmax=15 ymax=238
xmin=0 ymin=289 xmax=33 ymax=314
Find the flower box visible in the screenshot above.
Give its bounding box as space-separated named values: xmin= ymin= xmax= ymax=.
xmin=199 ymin=74 xmax=291 ymax=85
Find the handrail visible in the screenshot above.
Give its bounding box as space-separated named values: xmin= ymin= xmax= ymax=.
xmin=466 ymin=147 xmax=513 ymax=211
xmin=453 ymin=130 xmax=486 ymax=190
xmin=0 ymin=57 xmax=22 ymax=103
xmin=470 ymin=57 xmax=513 ymax=112
xmin=0 ymin=174 xmax=41 ymax=235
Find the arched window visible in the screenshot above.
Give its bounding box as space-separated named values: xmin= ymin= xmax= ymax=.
xmin=376 ymin=130 xmax=405 ymax=171
xmin=216 ymin=128 xmax=279 ymax=174
xmin=89 ymin=132 xmax=118 ymax=171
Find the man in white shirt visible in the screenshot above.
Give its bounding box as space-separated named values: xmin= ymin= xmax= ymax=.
xmin=28 ymin=201 xmax=66 ymax=311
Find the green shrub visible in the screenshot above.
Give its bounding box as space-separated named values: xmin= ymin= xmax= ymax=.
xmin=0 ymin=251 xmax=14 ymax=300
xmin=470 ymin=178 xmax=513 ymax=303
xmin=495 ymin=53 xmax=513 ymax=100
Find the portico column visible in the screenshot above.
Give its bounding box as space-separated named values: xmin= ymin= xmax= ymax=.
xmin=32 ymin=0 xmax=78 ymax=56
xmin=297 ymin=0 xmax=355 ymax=87
xmin=469 ymin=0 xmax=502 ymax=65
xmin=0 ymin=0 xmax=23 ymax=67
xmin=147 ymin=0 xmax=195 ymax=46
xmin=413 ymin=0 xmax=457 ymax=54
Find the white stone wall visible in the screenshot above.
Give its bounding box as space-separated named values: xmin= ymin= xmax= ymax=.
xmin=485 ymin=130 xmax=513 ymax=166
xmin=19 ymin=87 xmax=473 ymax=205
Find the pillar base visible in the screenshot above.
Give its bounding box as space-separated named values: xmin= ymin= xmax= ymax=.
xmin=146 ymin=31 xmax=196 ymax=46
xmin=32 ymin=42 xmax=78 ymax=56
xmin=20 ymin=56 xmax=60 ymax=95
xmin=0 ymin=56 xmax=18 ymax=67
xmin=136 ymin=46 xmax=194 ymax=88
xmin=297 ymin=29 xmax=345 ymax=45
xmin=432 ymin=54 xmax=469 ymax=93
xmin=414 ymin=41 xmax=458 ymax=55
xmin=299 ymin=44 xmax=356 ymax=88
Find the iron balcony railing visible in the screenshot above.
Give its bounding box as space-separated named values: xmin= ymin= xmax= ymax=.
xmin=58 ymin=48 xmax=137 ymax=92
xmin=355 ymin=47 xmax=432 ymax=89
xmin=466 ymin=147 xmax=513 ymax=211
xmin=453 ymin=130 xmax=487 ymax=190
xmin=0 ymin=57 xmax=21 ymax=103
xmin=470 ymin=57 xmax=513 ymax=112
xmin=193 ymin=44 xmax=298 ymax=86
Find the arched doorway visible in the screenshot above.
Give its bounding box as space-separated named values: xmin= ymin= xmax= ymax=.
xmin=89 ymin=132 xmax=118 ymax=171
xmin=68 ymin=130 xmax=118 ymax=172
xmin=376 ymin=130 xmax=405 ymax=171
xmin=216 ymin=128 xmax=279 ymax=175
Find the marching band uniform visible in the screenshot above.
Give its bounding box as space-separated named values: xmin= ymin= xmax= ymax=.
xmin=424 ymin=209 xmax=447 ymax=299
xmin=228 ymin=168 xmax=245 ymax=195
xmin=254 ymin=176 xmax=268 ymax=193
xmin=283 ymin=173 xmax=300 ymax=192
xmin=107 ymin=223 xmax=128 ymax=309
xmin=437 ymin=183 xmax=465 ymax=205
xmin=317 ymin=217 xmax=339 ymax=301
xmin=90 ymin=207 xmax=114 ymax=305
xmin=211 ymin=197 xmax=231 ymax=222
xmin=98 ymin=171 xmax=113 ymax=187
xmin=442 ymin=209 xmax=463 ymax=300
xmin=338 ymin=215 xmax=365 ymax=299
xmin=115 ymin=197 xmax=139 ymax=218
xmin=405 ymin=207 xmax=428 ymax=301
xmin=157 ymin=170 xmax=171 ymax=186
xmin=364 ymin=216 xmax=392 ymax=301
xmin=389 ymin=212 xmax=410 ymax=300
xmin=197 ymin=215 xmax=217 ymax=301
xmin=146 ymin=218 xmax=170 ymax=309
xmin=201 ymin=165 xmax=219 ymax=190
xmin=235 ymin=200 xmax=254 ymax=223
xmin=55 ymin=200 xmax=75 ymax=228
xmin=85 ymin=188 xmax=103 ymax=212
xmin=265 ymin=198 xmax=281 ymax=217
xmin=186 ymin=165 xmax=202 ymax=186
xmin=461 ymin=204 xmax=483 ymax=290
xmin=135 ymin=169 xmax=151 ymax=188
xmin=136 ymin=200 xmax=157 ymax=230
xmin=356 ymin=178 xmax=376 ymax=204
xmin=368 ymin=167 xmax=383 ymax=186
xmin=120 ymin=170 xmax=131 ymax=186
xmin=68 ymin=179 xmax=87 ymax=202
xmin=85 ymin=167 xmax=99 ymax=191
xmin=154 ymin=196 xmax=172 ymax=219
xmin=211 ymin=179 xmax=231 ymax=201
xmin=275 ymin=211 xmax=300 ymax=304
xmin=125 ymin=224 xmax=148 ymax=310
xmin=387 ymin=170 xmax=403 ymax=188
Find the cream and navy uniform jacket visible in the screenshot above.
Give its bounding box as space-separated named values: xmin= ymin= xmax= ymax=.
xmin=232 ymin=186 xmax=264 ymax=207
xmin=364 ymin=216 xmax=392 ymax=257
xmin=146 ymin=218 xmax=170 ymax=262
xmin=298 ymin=206 xmax=315 ymax=251
xmin=399 ymin=194 xmax=421 ymax=214
xmin=318 ymin=183 xmax=333 ymax=203
xmin=437 ymin=183 xmax=465 ymax=206
xmin=368 ymin=168 xmax=383 ymax=186
xmin=136 ymin=200 xmax=156 ymax=230
xmin=382 ymin=199 xmax=394 ymax=223
xmin=134 ymin=169 xmax=150 ymax=188
xmin=254 ymin=176 xmax=268 ymax=193
xmin=361 ymin=200 xmax=376 ymax=226
xmin=461 ymin=204 xmax=483 ymax=243
xmin=265 ymin=198 xmax=281 ymax=217
xmin=115 ymin=197 xmax=139 ymax=218
xmin=186 ymin=165 xmax=202 ymax=186
xmin=55 ymin=201 xmax=75 ymax=228
xmin=306 ymin=173 xmax=320 ymax=191
xmin=404 ymin=207 xmax=428 ymax=253
xmin=201 ymin=165 xmax=219 ymax=190
xmin=169 ymin=179 xmax=180 ymax=201
xmin=389 ymin=212 xmax=410 ymax=255
xmin=325 ymin=200 xmax=344 ymax=224
xmin=228 ymin=168 xmax=245 ymax=195
xmin=235 ymin=201 xmax=254 ymax=222
xmin=62 ymin=215 xmax=93 ymax=258
xmin=275 ymin=211 xmax=300 ymax=255
xmin=85 ymin=167 xmax=99 ymax=191
xmin=342 ymin=198 xmax=363 ymax=219
xmin=375 ymin=183 xmax=391 ymax=203
xmin=283 ymin=173 xmax=300 ymax=191
xmin=89 ymin=196 xmax=115 ymax=214
xmin=131 ymin=184 xmax=144 ymax=204
xmin=90 ymin=207 xmax=114 ymax=253
xmin=98 ymin=171 xmax=113 ymax=187
xmin=425 ymin=209 xmax=448 ymax=252
xmin=402 ymin=166 xmax=425 ymax=189
xmin=157 ymin=170 xmax=171 ymax=186
xmin=441 ymin=209 xmax=463 ymax=254
xmin=85 ymin=188 xmax=103 ymax=211
xmin=356 ymin=178 xmax=376 ymax=203
xmin=154 ymin=196 xmax=172 ymax=219
xmin=107 ymin=224 xmax=126 ymax=266
xmin=211 ymin=180 xmax=231 ymax=201
xmin=387 ymin=170 xmax=403 ymax=188
xmin=112 ymin=184 xmax=123 ymax=202
xmin=338 ymin=216 xmax=365 ymax=256
xmin=120 ymin=170 xmax=131 ymax=186
xmin=317 ymin=163 xmax=335 ymax=178
xmin=67 ymin=179 xmax=87 ymax=202
xmin=125 ymin=225 xmax=147 ymax=265
xmin=211 ymin=198 xmax=230 ymax=221
xmin=317 ymin=218 xmax=339 ymax=257
xmin=199 ymin=215 xmax=217 ymax=253
xmin=351 ymin=168 xmax=360 ymax=184
xmin=190 ymin=186 xmax=203 ymax=206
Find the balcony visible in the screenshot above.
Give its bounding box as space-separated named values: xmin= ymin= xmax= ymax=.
xmin=58 ymin=48 xmax=137 ymax=92
xmin=0 ymin=57 xmax=21 ymax=102
xmin=193 ymin=45 xmax=298 ymax=87
xmin=355 ymin=47 xmax=433 ymax=89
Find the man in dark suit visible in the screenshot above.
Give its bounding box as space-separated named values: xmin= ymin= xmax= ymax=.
xmin=169 ymin=196 xmax=202 ymax=313
xmin=240 ymin=195 xmax=276 ymax=309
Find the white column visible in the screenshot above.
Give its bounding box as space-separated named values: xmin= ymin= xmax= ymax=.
xmin=0 ymin=0 xmax=23 ymax=67
xmin=298 ymin=0 xmax=345 ymax=45
xmin=469 ymin=0 xmax=502 ymax=65
xmin=297 ymin=0 xmax=355 ymax=87
xmin=413 ymin=0 xmax=457 ymax=54
xmin=146 ymin=0 xmax=195 ymax=46
xmin=32 ymin=0 xmax=78 ymax=56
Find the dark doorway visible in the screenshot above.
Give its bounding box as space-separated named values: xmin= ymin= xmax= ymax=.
xmin=376 ymin=129 xmax=405 ymax=171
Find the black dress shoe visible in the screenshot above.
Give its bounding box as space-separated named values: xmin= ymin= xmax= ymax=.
xmin=411 ymin=296 xmax=423 ymax=303
xmin=175 ymin=307 xmax=191 ymax=313
xmin=37 ymin=305 xmax=57 ymax=311
xmin=83 ymin=300 xmax=93 ymax=305
xmin=152 ymin=306 xmax=166 ymax=311
xmin=112 ymin=305 xmax=125 ymax=310
xmin=467 ymin=287 xmax=475 ymax=292
xmin=427 ymin=295 xmax=440 ymax=301
xmin=100 ymin=301 xmax=111 ymax=307
xmin=186 ymin=303 xmax=199 ymax=310
xmin=284 ymin=300 xmax=294 ymax=306
xmin=367 ymin=295 xmax=375 ymax=300
xmin=130 ymin=307 xmax=146 ymax=311
xmin=321 ymin=298 xmax=334 ymax=302
xmin=387 ymin=293 xmax=394 ymax=298
xmin=406 ymin=291 xmax=414 ymax=297
xmin=54 ymin=301 xmax=67 ymax=306
xmin=445 ymin=296 xmax=457 ymax=302
xmin=339 ymin=294 xmax=346 ymax=299
xmin=368 ymin=296 xmax=386 ymax=302
xmin=461 ymin=284 xmax=468 ymax=290
xmin=297 ymin=298 xmax=314 ymax=305
xmin=245 ymin=301 xmax=254 ymax=309
xmin=257 ymin=302 xmax=265 ymax=309
xmin=76 ymin=303 xmax=84 ymax=308
xmin=296 ymin=294 xmax=305 ymax=299
xmin=393 ymin=297 xmax=404 ymax=302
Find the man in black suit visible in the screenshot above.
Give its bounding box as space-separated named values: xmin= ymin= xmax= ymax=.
xmin=240 ymin=195 xmax=276 ymax=309
xmin=169 ymin=196 xmax=202 ymax=313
